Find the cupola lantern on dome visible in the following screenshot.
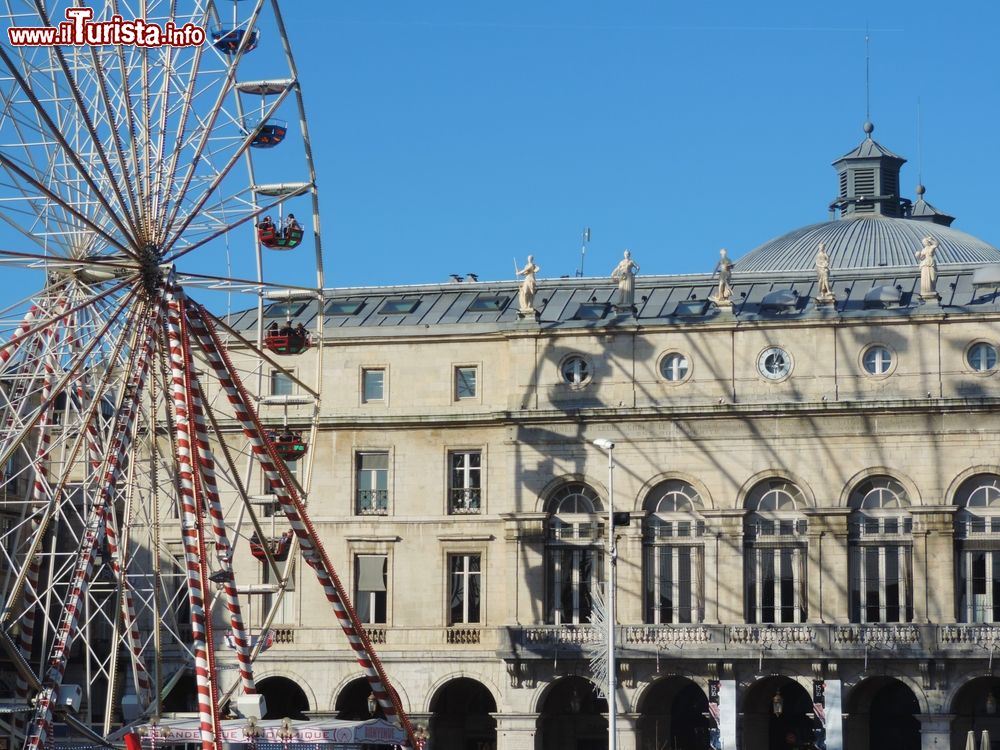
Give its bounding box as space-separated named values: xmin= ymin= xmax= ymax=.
xmin=830 ymin=121 xmax=908 ymax=219
xmin=910 ymin=183 xmax=955 ymax=227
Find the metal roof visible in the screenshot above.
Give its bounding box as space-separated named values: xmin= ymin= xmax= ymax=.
xmin=733 ymin=216 xmax=1000 ymax=273
xmin=229 ymin=261 xmax=1000 ymax=337
xmin=834 ymin=135 xmax=905 ymax=163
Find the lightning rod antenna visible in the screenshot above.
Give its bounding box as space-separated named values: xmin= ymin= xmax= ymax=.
xmin=576 ymin=227 xmax=591 ymax=278
xmin=865 ymin=26 xmax=871 ymax=123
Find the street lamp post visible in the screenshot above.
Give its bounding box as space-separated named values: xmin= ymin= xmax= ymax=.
xmin=592 ymin=438 xmax=617 ymax=750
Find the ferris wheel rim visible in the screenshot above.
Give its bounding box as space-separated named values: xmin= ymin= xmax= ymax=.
xmin=0 ymin=3 xmax=378 ymax=748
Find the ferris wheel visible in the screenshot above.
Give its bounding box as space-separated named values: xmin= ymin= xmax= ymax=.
xmin=0 ymin=3 xmax=413 ymax=750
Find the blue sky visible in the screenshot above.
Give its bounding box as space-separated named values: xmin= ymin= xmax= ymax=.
xmin=277 ymin=0 xmax=1000 ymax=289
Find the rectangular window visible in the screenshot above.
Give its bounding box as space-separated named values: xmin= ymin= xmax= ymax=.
xmin=961 ymin=549 xmax=1000 ymax=623
xmin=362 ymin=368 xmax=385 ymax=402
xmin=747 ymin=546 xmax=805 ymax=624
xmin=454 ymin=366 xmax=478 ymax=400
xmin=356 ymin=452 xmax=388 ymax=515
xmin=449 ymin=554 xmax=482 ymax=624
xmin=645 ymin=545 xmax=703 ymax=624
xmin=850 ymin=543 xmax=912 ymax=623
xmin=270 ymin=369 xmax=294 ymax=396
xmin=448 ymin=451 xmax=481 ymax=514
xmin=355 ymin=555 xmax=387 ymax=624
xmin=547 ymin=548 xmax=600 ymax=625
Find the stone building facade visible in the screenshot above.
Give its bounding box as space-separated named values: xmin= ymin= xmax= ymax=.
xmin=221 ymin=125 xmax=1000 ymax=750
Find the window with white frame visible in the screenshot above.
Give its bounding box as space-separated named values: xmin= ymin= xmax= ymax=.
xmin=448 ymin=450 xmax=481 ymax=514
xmin=744 ymin=479 xmax=808 ymax=624
xmin=955 ymin=474 xmax=1000 ymax=622
xmin=545 ymin=482 xmax=602 ymax=624
xmin=356 ymin=452 xmax=388 ymax=515
xmin=560 ymin=356 xmax=592 ymax=386
xmin=270 ymin=369 xmax=294 ymax=396
xmin=659 ymin=352 xmax=690 ymax=383
xmin=643 ymin=480 xmax=704 ymax=624
xmin=861 ymin=345 xmax=893 ymax=376
xmin=849 ymin=476 xmax=913 ymax=623
xmin=448 ymin=553 xmax=482 ymax=624
xmin=354 ymin=554 xmax=387 ymax=624
xmin=454 ymin=366 xmax=478 ymax=400
xmin=968 ymin=342 xmax=999 ymax=373
xmin=362 ymin=368 xmax=385 ymax=402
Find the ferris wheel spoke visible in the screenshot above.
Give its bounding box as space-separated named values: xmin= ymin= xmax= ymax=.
xmin=85 ymin=45 xmax=142 ymax=231
xmin=0 ymin=151 xmax=137 ymax=258
xmin=158 ymin=85 xmax=295 ymax=254
xmin=28 ymin=7 xmax=141 ymax=239
xmin=151 ymin=6 xmax=212 ymax=244
xmin=0 ymin=281 xmax=140 ymax=472
xmin=0 ymin=48 xmax=141 ymax=253
xmin=0 ymin=275 xmax=136 ymax=368
xmin=22 ymin=300 xmax=161 ymax=750
xmin=157 ymin=0 xmax=266 ymax=248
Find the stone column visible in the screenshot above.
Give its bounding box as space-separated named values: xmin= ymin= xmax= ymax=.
xmin=914 ymin=508 xmax=956 ymax=623
xmin=618 ymin=519 xmax=645 ymax=624
xmin=917 ymin=713 xmax=954 ymax=750
xmin=494 ymin=712 xmax=538 ymax=750
xmin=819 ymin=510 xmax=851 ymax=622
xmin=613 ymin=713 xmax=641 ymax=750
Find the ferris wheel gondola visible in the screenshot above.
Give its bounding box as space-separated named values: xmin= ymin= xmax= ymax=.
xmin=0 ymin=2 xmax=414 ymax=750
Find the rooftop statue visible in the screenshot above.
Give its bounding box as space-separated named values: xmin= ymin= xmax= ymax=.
xmin=815 ymin=242 xmax=835 ymax=303
xmin=711 ymin=248 xmax=734 ymax=305
xmin=917 ymin=236 xmax=939 ymax=300
xmin=611 ymin=249 xmax=640 ymax=309
xmin=516 ymin=255 xmax=540 ymax=314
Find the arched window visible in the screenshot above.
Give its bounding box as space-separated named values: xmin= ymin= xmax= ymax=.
xmin=643 ymin=480 xmax=705 ymax=624
xmin=545 ymin=482 xmax=602 ymax=625
xmin=955 ymin=474 xmax=1000 ymax=622
xmin=849 ymin=476 xmax=913 ymax=623
xmin=743 ymin=479 xmax=808 ymax=623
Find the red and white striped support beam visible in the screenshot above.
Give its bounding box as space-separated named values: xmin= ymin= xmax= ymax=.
xmin=182 ymin=349 xmax=257 ymax=695
xmin=164 ymin=289 xmax=223 ymax=750
xmin=24 ymin=302 xmax=160 ymax=750
xmin=0 ymin=303 xmax=38 ymax=372
xmin=181 ymin=291 xmax=417 ymax=748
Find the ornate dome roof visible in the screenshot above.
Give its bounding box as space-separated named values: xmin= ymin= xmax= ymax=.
xmin=733 ymin=216 xmax=1000 ymax=273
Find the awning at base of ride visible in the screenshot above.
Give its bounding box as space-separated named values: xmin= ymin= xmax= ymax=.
xmin=116 ymin=717 xmax=407 ymax=747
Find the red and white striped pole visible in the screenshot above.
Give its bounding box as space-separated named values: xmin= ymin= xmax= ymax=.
xmin=164 ymin=289 xmax=223 ymax=750
xmin=182 ymin=292 xmax=417 ymax=748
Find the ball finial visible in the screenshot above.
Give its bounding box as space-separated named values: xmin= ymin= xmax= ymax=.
xmin=916 ymin=184 xmax=926 ymax=196
xmin=863 ymin=121 xmax=874 ymax=135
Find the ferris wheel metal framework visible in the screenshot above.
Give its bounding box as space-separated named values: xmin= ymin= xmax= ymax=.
xmin=0 ymin=2 xmax=414 ymax=749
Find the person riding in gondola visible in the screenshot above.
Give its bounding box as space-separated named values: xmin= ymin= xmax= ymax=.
xmin=284 ymin=213 xmax=301 ymax=237
xmin=294 ymin=322 xmax=307 ymax=338
xmin=267 ymin=321 xmax=279 ymax=334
